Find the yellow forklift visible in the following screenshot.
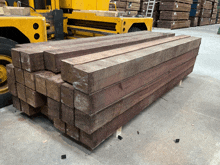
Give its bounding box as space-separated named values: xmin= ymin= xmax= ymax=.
xmin=0 ymin=0 xmax=153 ymax=107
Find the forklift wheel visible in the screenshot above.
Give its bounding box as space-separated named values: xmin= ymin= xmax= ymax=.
xmin=0 ymin=37 xmax=17 ymax=108
xmin=128 ymin=27 xmax=141 ymax=33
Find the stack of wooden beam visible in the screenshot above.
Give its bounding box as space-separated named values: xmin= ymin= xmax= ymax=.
xmin=189 ymin=0 xmax=201 ymax=26
xmin=198 ymin=0 xmax=213 ymax=25
xmin=139 ymin=0 xmax=161 ymax=27
xmin=111 ymin=0 xmax=141 ymax=16
xmin=157 ymin=0 xmax=192 ymax=29
xmin=210 ymin=0 xmax=218 ymax=24
xmin=7 ymin=31 xmax=201 ymax=150
xmin=0 ymin=0 xmax=5 ymax=7
xmin=216 ymin=7 xmax=220 ymax=23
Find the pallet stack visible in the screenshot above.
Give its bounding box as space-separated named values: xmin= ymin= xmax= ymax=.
xmin=157 ymin=0 xmax=192 ymax=29
xmin=7 ymin=31 xmax=201 ymax=150
xmin=111 ymin=0 xmax=141 ymax=16
xmin=139 ymin=0 xmax=161 ymax=27
xmin=189 ymin=0 xmax=201 ymax=26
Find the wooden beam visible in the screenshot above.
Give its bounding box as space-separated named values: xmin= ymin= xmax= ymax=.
xmin=25 ymin=87 xmax=46 ymax=108
xmin=69 ymin=37 xmax=201 ymax=94
xmin=74 ymin=48 xmax=199 ymax=115
xmin=79 ymin=67 xmax=193 ymax=149
xmin=75 ymin=57 xmax=196 ymax=134
xmin=61 ymin=83 xmax=74 ymax=108
xmin=46 ymin=74 xmax=64 ymax=102
xmin=61 ymin=35 xmax=189 ymax=83
xmin=61 ymin=104 xmax=74 ymax=125
xmin=35 ymin=71 xmax=56 ymax=95
xmin=44 ymin=32 xmax=174 ymax=73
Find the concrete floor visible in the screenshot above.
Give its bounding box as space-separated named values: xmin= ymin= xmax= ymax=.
xmin=1 ymin=25 xmax=220 ymax=165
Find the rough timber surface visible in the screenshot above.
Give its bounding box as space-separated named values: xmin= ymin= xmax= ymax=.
xmin=74 ymin=48 xmax=199 ymax=116
xmin=69 ymin=37 xmax=201 ymax=94
xmin=161 ymin=0 xmax=193 ymax=4
xmin=159 ymin=2 xmax=191 ymax=11
xmin=79 ymin=67 xmax=194 ymax=149
xmin=159 ymin=11 xmax=190 ymax=20
xmin=157 ymin=20 xmax=191 ymax=29
xmin=75 ymin=57 xmax=197 ymax=134
xmin=44 ymin=32 xmax=173 ymax=73
xmin=61 ymin=35 xmax=182 ymax=84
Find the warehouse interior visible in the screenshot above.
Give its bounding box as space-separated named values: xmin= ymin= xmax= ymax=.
xmin=1 ymin=0 xmax=220 ymax=165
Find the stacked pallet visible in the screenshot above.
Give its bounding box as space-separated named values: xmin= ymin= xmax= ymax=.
xmin=157 ymin=0 xmax=192 ymax=29
xmin=189 ymin=0 xmax=201 ymax=26
xmin=139 ymin=0 xmax=161 ymax=27
xmin=112 ymin=0 xmax=141 ymax=16
xmin=7 ymin=31 xmax=201 ymax=150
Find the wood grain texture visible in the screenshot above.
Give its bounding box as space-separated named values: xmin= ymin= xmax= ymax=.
xmin=11 ymin=48 xmax=21 ymax=68
xmin=75 ymin=57 xmax=196 ymax=134
xmin=61 ymin=35 xmax=181 ymax=84
xmin=157 ymin=20 xmax=191 ymax=29
xmin=7 ymin=64 xmax=17 ymax=96
xmin=12 ymin=96 xmax=21 ymax=111
xmin=24 ymin=71 xmax=44 ymax=90
xmin=161 ymin=0 xmax=193 ymax=4
xmin=61 ymin=104 xmax=74 ymax=125
xmin=61 ymin=83 xmax=74 ymax=108
xmin=74 ymin=48 xmax=199 ymax=115
xmin=6 ymin=64 xmax=15 ymax=83
xmin=25 ymin=87 xmax=46 ymax=108
xmin=79 ymin=67 xmax=194 ymax=149
xmin=20 ymin=100 xmax=41 ymax=116
xmin=35 ymin=71 xmax=56 ymax=95
xmin=44 ymin=32 xmax=173 ymax=73
xmin=20 ymin=50 xmax=45 ymax=72
xmin=159 ymin=2 xmax=191 ymax=11
xmin=17 ymin=82 xmax=26 ymax=101
xmin=46 ymin=74 xmax=64 ymax=102
xmin=48 ymin=97 xmax=61 ymax=120
xmin=14 ymin=67 xmax=24 ymax=85
xmin=69 ymin=37 xmax=201 ymax=94
xmin=159 ymin=11 xmax=190 ymax=20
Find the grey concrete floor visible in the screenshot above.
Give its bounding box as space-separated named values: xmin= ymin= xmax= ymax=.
xmin=1 ymin=25 xmax=220 ymax=165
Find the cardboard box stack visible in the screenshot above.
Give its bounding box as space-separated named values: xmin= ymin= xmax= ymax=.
xmin=157 ymin=0 xmax=192 ymax=29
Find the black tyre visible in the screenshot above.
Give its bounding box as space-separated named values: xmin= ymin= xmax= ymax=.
xmin=0 ymin=37 xmax=17 ymax=108
xmin=128 ymin=27 xmax=142 ymax=33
